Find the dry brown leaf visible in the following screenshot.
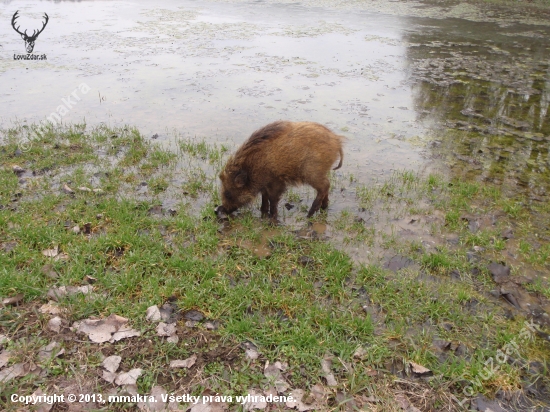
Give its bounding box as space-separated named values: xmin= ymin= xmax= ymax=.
xmin=264 ymin=361 xmax=289 ymax=393
xmin=111 ymin=327 xmax=141 ymax=342
xmin=245 ymin=348 xmax=259 ymax=360
xmin=41 ymin=264 xmax=58 ymax=279
xmin=286 ymin=389 xmax=319 ymax=412
xmin=353 ymin=346 xmax=368 ymax=359
xmin=138 ymin=385 xmax=170 ymax=411
xmin=38 ymin=341 xmax=64 ymax=361
xmin=320 ymin=357 xmax=337 ymax=387
xmin=114 ymin=368 xmax=142 ymax=386
xmin=0 ymin=350 xmax=11 ymax=368
xmin=74 ymin=314 xmax=137 ymax=343
xmin=146 ymin=305 xmax=161 ymax=322
xmin=32 ymin=389 xmax=53 ymax=412
xmin=54 ymin=253 xmax=69 ymax=262
xmin=42 ymin=246 xmax=59 ymax=258
xmin=47 ymin=285 xmax=93 ymax=301
xmin=102 ymin=355 xmax=122 ymax=373
xmin=2 ymin=293 xmax=24 ymax=306
xmin=48 ymin=316 xmax=63 ymax=333
xmin=242 ymin=389 xmax=267 ymax=411
xmin=0 ymin=363 xmax=26 ymax=383
xmin=102 ymin=370 xmax=117 ymax=384
xmin=62 ymin=184 xmax=75 ymax=194
xmin=410 ymin=361 xmax=432 ymax=376
xmin=39 ymin=301 xmax=63 ymax=315
xmin=156 ymin=322 xmax=176 ymax=337
xmin=169 ymin=354 xmax=197 ymax=369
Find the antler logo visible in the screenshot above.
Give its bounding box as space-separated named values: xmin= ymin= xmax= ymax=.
xmin=11 ymin=10 xmax=49 ymax=54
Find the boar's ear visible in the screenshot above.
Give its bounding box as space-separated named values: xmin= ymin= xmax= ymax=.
xmin=233 ymin=170 xmax=248 ymax=188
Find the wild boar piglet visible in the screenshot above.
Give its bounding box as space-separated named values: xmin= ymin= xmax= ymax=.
xmin=217 ymin=121 xmax=344 ymax=220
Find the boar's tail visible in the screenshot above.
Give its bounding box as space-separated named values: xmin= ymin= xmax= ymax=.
xmin=333 ymin=147 xmax=344 ymax=170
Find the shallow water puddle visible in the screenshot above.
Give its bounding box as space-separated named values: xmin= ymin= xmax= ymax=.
xmin=2 ymin=0 xmax=548 ymax=196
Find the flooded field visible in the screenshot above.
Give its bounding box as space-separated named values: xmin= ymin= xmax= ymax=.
xmin=1 ymin=1 xmax=550 ymax=410
xmin=1 ymin=0 xmax=549 ymax=199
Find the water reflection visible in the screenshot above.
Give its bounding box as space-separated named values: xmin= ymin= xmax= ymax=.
xmin=406 ymin=23 xmax=550 ymax=198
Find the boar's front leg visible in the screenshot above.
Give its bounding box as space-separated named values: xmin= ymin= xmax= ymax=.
xmin=267 ymin=183 xmax=286 ymax=220
xmin=307 ymin=178 xmax=330 ymax=218
xmin=260 ymin=190 xmax=269 ymax=218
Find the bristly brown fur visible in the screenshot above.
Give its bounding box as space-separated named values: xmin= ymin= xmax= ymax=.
xmin=219 ymin=121 xmax=345 ymax=220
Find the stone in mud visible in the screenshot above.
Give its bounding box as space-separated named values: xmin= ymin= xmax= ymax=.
xmin=487 ymin=262 xmax=510 ymax=283
xmin=501 ymin=228 xmax=513 ymax=240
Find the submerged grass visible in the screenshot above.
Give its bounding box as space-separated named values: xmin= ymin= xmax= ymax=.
xmin=0 ymin=123 xmax=549 ymax=411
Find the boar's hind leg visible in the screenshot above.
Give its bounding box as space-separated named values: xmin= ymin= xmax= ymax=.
xmin=261 ymin=190 xmax=269 ymax=217
xmin=321 ymin=194 xmax=329 ymax=210
xmin=307 ymin=178 xmax=330 ymax=218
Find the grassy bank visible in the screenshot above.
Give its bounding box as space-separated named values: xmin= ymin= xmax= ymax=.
xmin=0 ymin=123 xmax=549 ymax=411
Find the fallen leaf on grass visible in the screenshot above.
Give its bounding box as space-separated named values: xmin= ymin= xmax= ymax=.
xmin=0 ymin=363 xmax=26 ymax=383
xmin=41 ymin=264 xmax=58 ymax=279
xmin=264 ymin=361 xmax=289 ymax=393
xmin=42 ymin=246 xmax=59 ymax=258
xmin=169 ymin=354 xmax=197 ymax=369
xmin=242 ymin=341 xmax=259 ymax=360
xmin=146 ymin=305 xmax=161 ymax=321
xmin=353 ymin=346 xmax=367 ymax=359
xmin=114 ymin=368 xmax=142 ymax=386
xmin=243 ymin=389 xmax=267 ymax=411
xmin=320 ymin=357 xmax=337 ymax=387
xmin=32 ymin=389 xmax=53 ymax=412
xmin=38 ymin=341 xmax=65 ymax=361
xmin=335 ymin=391 xmax=356 ymax=412
xmin=138 ymin=385 xmax=174 ymax=411
xmin=395 ymin=393 xmax=421 ymax=411
xmin=190 ymin=390 xmax=229 ymax=412
xmin=111 ymin=327 xmax=141 ymax=342
xmin=102 ymin=355 xmax=121 ymax=373
xmin=0 ymin=350 xmax=11 ymax=368
xmin=0 ymin=363 xmax=43 ymax=383
xmin=48 ymin=316 xmax=64 ymax=333
xmin=156 ymin=322 xmax=178 ymax=343
xmin=62 ymin=184 xmax=75 ymax=195
xmin=2 ymin=293 xmax=24 ymax=306
xmin=102 ymin=370 xmax=117 ymax=383
xmin=47 ymin=285 xmax=93 ymax=301
xmin=74 ymin=314 xmax=140 ymax=343
xmin=409 ymin=361 xmax=432 ymax=377
xmin=286 ymin=388 xmax=323 ymax=412
xmin=39 ymin=301 xmax=63 ymax=315
xmin=184 ymin=309 xmax=204 ymax=322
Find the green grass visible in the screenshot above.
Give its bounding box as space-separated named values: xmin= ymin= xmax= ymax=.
xmin=0 ymin=124 xmax=549 ymax=411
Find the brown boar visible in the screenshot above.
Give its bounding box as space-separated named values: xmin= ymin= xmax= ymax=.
xmin=218 ymin=120 xmax=344 ymax=220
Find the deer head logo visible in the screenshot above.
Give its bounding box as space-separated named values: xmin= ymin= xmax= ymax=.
xmin=11 ymin=11 xmax=49 ymax=54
